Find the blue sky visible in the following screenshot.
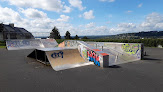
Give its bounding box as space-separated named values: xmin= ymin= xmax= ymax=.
xmin=0 ymin=0 xmax=163 ymax=36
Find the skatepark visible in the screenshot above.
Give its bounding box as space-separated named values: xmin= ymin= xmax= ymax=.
xmin=5 ymin=39 xmax=144 ymax=71
xmin=1 ymin=39 xmax=163 ymax=92
xmin=0 ymin=46 xmax=163 ymax=92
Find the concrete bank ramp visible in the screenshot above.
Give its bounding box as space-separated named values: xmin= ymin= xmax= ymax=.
xmin=6 ymin=39 xmax=58 ymax=50
xmin=86 ymin=42 xmax=144 ymax=66
xmin=58 ymin=40 xmax=110 ymax=68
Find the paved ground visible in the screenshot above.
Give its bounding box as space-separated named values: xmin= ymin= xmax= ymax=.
xmin=0 ymin=47 xmax=163 ymax=92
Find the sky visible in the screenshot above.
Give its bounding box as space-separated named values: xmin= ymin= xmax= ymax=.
xmin=0 ymin=0 xmax=163 ymax=36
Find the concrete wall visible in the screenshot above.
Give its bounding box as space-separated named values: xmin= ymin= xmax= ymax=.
xmin=77 ymin=41 xmax=109 ymax=67
xmin=86 ymin=42 xmax=144 ymax=66
xmin=58 ymin=40 xmax=79 ymax=48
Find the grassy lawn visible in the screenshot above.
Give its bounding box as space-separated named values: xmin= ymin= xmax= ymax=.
xmin=0 ymin=46 xmax=6 ymax=48
xmin=0 ymin=41 xmax=6 ymax=48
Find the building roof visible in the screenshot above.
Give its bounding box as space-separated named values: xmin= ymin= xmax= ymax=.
xmin=3 ymin=24 xmax=31 ymax=34
xmin=0 ymin=23 xmax=34 ymax=40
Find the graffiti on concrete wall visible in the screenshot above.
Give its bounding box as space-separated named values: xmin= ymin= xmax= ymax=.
xmin=87 ymin=50 xmax=100 ymax=66
xmin=122 ymin=44 xmax=141 ymax=55
xmin=78 ymin=45 xmax=101 ymax=67
xmin=7 ymin=41 xmax=18 ymax=48
xmin=65 ymin=40 xmax=78 ymax=47
xmin=51 ymin=51 xmax=64 ymax=58
xmin=41 ymin=39 xmax=58 ymax=48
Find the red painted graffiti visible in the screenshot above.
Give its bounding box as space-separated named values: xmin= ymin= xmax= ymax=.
xmin=87 ymin=50 xmax=100 ymax=66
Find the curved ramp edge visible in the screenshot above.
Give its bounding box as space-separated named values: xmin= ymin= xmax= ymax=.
xmin=45 ymin=49 xmax=93 ymax=71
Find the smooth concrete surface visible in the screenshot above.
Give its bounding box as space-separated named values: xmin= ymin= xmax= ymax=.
xmin=0 ymin=47 xmax=163 ymax=92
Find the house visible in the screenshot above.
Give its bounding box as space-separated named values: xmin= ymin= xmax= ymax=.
xmin=0 ymin=23 xmax=34 ymax=41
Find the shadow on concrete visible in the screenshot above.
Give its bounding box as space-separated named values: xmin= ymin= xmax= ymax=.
xmin=144 ymin=54 xmax=150 ymax=56
xmin=143 ymin=57 xmax=161 ymax=61
xmin=108 ymin=65 xmax=121 ymax=68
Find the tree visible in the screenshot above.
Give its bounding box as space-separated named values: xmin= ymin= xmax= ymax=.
xmin=82 ymin=36 xmax=88 ymax=39
xmin=64 ymin=31 xmax=71 ymax=39
xmin=49 ymin=26 xmax=61 ymax=39
xmin=74 ymin=35 xmax=79 ymax=39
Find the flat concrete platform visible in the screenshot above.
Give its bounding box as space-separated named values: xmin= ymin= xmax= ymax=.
xmin=0 ymin=47 xmax=163 ymax=92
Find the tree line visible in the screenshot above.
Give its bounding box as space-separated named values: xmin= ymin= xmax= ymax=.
xmin=49 ymin=26 xmax=88 ymax=39
xmin=48 ymin=26 xmax=163 ymax=48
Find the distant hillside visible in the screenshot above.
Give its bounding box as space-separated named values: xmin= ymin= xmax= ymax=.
xmin=105 ymin=31 xmax=163 ymax=39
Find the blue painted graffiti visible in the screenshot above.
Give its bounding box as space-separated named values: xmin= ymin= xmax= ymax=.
xmin=87 ymin=50 xmax=100 ymax=67
xmin=51 ymin=51 xmax=64 ymax=58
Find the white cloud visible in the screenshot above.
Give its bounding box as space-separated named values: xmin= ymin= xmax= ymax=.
xmin=110 ymin=23 xmax=137 ymax=34
xmin=3 ymin=0 xmax=68 ymax=12
xmin=1 ymin=4 xmax=163 ymax=36
xmin=139 ymin=12 xmax=163 ymax=30
xmin=63 ymin=5 xmax=72 ymax=13
xmin=0 ymin=6 xmax=71 ymax=36
xmin=68 ymin=0 xmax=86 ymax=11
xmin=109 ymin=12 xmax=163 ymax=34
xmin=138 ymin=3 xmax=143 ymax=8
xmin=57 ymin=15 xmax=70 ymax=22
xmin=85 ymin=22 xmax=95 ymax=28
xmin=99 ymin=0 xmax=115 ymax=2
xmin=82 ymin=10 xmax=95 ymax=19
xmin=0 ymin=6 xmax=22 ymax=23
xmin=20 ymin=8 xmax=47 ymax=19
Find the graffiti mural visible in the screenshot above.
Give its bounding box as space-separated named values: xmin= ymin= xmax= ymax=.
xmin=78 ymin=45 xmax=87 ymax=60
xmin=87 ymin=50 xmax=100 ymax=66
xmin=51 ymin=51 xmax=64 ymax=58
xmin=7 ymin=41 xmax=18 ymax=48
xmin=122 ymin=44 xmax=141 ymax=55
xmin=64 ymin=40 xmax=79 ymax=47
xmin=78 ymin=45 xmax=100 ymax=67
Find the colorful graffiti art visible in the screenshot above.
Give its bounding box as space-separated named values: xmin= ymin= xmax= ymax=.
xmin=82 ymin=48 xmax=88 ymax=59
xmin=7 ymin=41 xmax=18 ymax=48
xmin=78 ymin=45 xmax=101 ymax=67
xmin=87 ymin=50 xmax=100 ymax=67
xmin=122 ymin=44 xmax=141 ymax=55
xmin=51 ymin=51 xmax=64 ymax=58
xmin=78 ymin=45 xmax=87 ymax=59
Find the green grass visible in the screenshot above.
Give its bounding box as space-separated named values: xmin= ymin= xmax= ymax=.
xmin=0 ymin=41 xmax=6 ymax=48
xmin=0 ymin=46 xmax=6 ymax=48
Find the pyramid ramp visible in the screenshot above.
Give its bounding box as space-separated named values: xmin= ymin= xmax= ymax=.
xmin=28 ymin=47 xmax=93 ymax=71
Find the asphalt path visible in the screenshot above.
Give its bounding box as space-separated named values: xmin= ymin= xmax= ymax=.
xmin=0 ymin=47 xmax=163 ymax=92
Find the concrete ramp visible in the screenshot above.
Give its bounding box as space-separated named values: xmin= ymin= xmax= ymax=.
xmin=28 ymin=47 xmax=93 ymax=71
xmin=6 ymin=39 xmax=58 ymax=50
xmin=86 ymin=42 xmax=144 ymax=66
xmin=7 ymin=39 xmax=144 ymax=71
xmin=46 ymin=49 xmax=93 ymax=71
xmin=58 ymin=40 xmax=110 ymax=68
